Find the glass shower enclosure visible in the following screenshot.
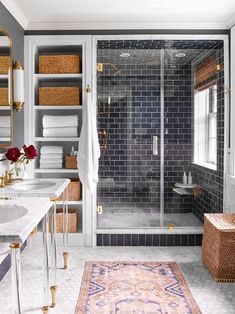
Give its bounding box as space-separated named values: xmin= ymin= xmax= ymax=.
xmin=95 ymin=36 xmax=228 ymax=231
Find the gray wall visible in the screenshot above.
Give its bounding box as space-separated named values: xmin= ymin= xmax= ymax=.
xmin=0 ymin=3 xmax=24 ymax=147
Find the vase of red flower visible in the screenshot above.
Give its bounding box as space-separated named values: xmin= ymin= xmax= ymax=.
xmin=5 ymin=144 xmax=37 ymax=179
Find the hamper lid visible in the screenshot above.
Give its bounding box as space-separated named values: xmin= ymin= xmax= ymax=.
xmin=204 ymin=214 xmax=235 ymax=231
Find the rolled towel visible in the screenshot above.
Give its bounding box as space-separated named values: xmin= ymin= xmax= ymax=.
xmin=40 ymin=158 xmax=63 ymax=164
xmin=40 ymin=153 xmax=63 ymax=159
xmin=0 ymin=116 xmax=10 ymax=128
xmin=0 ymin=128 xmax=10 ymax=137
xmin=40 ymin=146 xmax=63 ymax=154
xmin=40 ymin=163 xmax=63 ymax=169
xmin=43 ymin=127 xmax=78 ymax=137
xmin=43 ymin=115 xmax=78 ymax=128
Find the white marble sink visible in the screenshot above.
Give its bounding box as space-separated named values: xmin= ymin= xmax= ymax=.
xmin=12 ymin=180 xmax=56 ymax=191
xmin=0 ymin=178 xmax=70 ymax=198
xmin=0 ymin=198 xmax=52 ymax=243
xmin=0 ymin=204 xmax=28 ymax=224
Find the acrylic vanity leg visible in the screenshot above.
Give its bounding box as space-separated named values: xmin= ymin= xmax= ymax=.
xmin=62 ymin=187 xmax=69 ymax=269
xmin=50 ymin=202 xmax=57 ymax=307
xmin=41 ymin=214 xmax=50 ymax=314
xmin=10 ymin=243 xmax=22 ymax=314
xmin=62 ymin=191 xmax=66 ymax=251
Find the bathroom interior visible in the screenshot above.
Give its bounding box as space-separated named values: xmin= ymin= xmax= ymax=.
xmin=0 ymin=1 xmax=235 ymax=313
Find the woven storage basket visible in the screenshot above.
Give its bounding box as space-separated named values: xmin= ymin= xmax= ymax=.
xmin=58 ymin=180 xmax=81 ymax=201
xmin=202 ymin=213 xmax=235 ymax=282
xmin=39 ymin=55 xmax=81 ymax=74
xmin=65 ymin=156 xmax=77 ymax=169
xmin=49 ymin=208 xmax=78 ymax=233
xmin=0 ymin=56 xmax=11 ymax=74
xmin=39 ymin=86 xmax=81 ymax=106
xmin=0 ymin=88 xmax=9 ymax=106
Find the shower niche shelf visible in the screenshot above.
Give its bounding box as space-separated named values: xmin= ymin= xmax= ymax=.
xmin=173 ymin=187 xmax=192 ymax=196
xmin=173 ymin=183 xmax=199 ymax=196
xmin=175 ymin=182 xmax=197 ymax=189
xmin=24 ymin=35 xmax=93 ymax=247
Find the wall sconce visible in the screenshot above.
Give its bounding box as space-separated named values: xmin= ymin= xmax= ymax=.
xmin=13 ymin=60 xmax=24 ymax=112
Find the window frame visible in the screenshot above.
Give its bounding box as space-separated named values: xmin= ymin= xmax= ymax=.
xmin=193 ymin=84 xmax=217 ymax=170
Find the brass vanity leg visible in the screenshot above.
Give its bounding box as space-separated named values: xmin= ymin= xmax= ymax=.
xmin=63 ymin=252 xmax=69 ymax=269
xmin=50 ymin=285 xmax=57 ymax=307
xmin=41 ymin=305 xmax=49 ymax=314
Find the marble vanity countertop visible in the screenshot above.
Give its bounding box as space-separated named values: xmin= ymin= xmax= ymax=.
xmin=0 ymin=198 xmax=52 ymax=243
xmin=0 ymin=178 xmax=70 ymax=198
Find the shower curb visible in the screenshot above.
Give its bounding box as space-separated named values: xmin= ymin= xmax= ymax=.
xmin=96 ymin=233 xmax=202 ymax=246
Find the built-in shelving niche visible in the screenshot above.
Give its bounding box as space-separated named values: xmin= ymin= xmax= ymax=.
xmin=24 ymin=36 xmax=92 ymax=247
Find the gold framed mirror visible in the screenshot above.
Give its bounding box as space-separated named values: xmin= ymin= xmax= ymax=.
xmin=0 ymin=26 xmax=13 ymax=148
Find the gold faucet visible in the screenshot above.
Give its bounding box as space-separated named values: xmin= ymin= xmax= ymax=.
xmin=0 ymin=171 xmax=12 ymax=188
xmin=0 ymin=176 xmax=5 ymax=187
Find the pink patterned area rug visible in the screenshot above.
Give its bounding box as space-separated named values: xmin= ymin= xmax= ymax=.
xmin=75 ymin=261 xmax=201 ymax=314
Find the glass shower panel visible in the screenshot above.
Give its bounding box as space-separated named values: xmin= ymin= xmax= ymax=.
xmin=96 ymin=40 xmax=161 ymax=229
xmin=163 ymin=40 xmax=224 ymax=228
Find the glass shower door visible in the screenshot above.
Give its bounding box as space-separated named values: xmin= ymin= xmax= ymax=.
xmin=96 ymin=40 xmax=162 ymax=229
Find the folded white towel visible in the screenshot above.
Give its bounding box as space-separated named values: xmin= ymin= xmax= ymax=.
xmin=43 ymin=115 xmax=78 ymax=128
xmin=40 ymin=153 xmax=63 ymax=159
xmin=43 ymin=127 xmax=78 ymax=137
xmin=0 ymin=116 xmax=10 ymax=128
xmin=40 ymin=163 xmax=63 ymax=169
xmin=40 ymin=146 xmax=63 ymax=154
xmin=40 ymin=158 xmax=63 ymax=164
xmin=0 ymin=128 xmax=10 ymax=137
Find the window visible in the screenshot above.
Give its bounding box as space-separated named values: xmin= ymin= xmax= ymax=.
xmin=194 ymin=85 xmax=217 ymax=169
xmin=194 ymin=54 xmax=217 ymax=170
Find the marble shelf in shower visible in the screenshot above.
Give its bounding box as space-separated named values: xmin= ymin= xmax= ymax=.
xmin=173 ymin=187 xmax=192 ymax=196
xmin=175 ymin=182 xmax=197 ymax=189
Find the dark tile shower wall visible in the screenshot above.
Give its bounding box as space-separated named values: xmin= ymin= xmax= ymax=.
xmin=97 ymin=60 xmax=162 ymax=211
xmin=191 ymin=43 xmax=225 ymax=221
xmin=164 ymin=61 xmax=193 ymax=213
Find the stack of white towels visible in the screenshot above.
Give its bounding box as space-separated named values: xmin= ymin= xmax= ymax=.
xmin=40 ymin=146 xmax=63 ymax=169
xmin=42 ymin=115 xmax=78 ymax=137
xmin=0 ymin=116 xmax=10 ymax=139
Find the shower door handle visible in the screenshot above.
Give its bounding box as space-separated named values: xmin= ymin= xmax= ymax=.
xmin=153 ymin=136 xmax=158 ymax=156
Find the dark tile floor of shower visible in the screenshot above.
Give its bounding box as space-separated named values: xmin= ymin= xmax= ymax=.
xmin=97 ymin=203 xmax=203 ymax=228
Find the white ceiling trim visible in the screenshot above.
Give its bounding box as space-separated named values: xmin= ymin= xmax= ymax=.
xmin=1 ymin=0 xmax=28 ymax=29
xmin=1 ymin=0 xmax=233 ymax=30
xmin=227 ymin=12 xmax=235 ymax=28
xmin=27 ymin=20 xmax=228 ymax=31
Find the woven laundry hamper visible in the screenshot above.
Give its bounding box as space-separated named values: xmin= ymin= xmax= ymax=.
xmin=202 ymin=213 xmax=235 ymax=282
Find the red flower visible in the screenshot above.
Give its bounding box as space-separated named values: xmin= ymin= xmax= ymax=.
xmin=23 ymin=144 xmax=37 ymax=160
xmin=5 ymin=147 xmax=21 ymax=162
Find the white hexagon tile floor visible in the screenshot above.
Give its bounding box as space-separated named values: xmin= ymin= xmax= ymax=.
xmin=0 ymin=246 xmax=235 ymax=314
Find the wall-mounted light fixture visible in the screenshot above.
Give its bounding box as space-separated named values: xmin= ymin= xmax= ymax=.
xmin=13 ymin=60 xmax=24 ymax=112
